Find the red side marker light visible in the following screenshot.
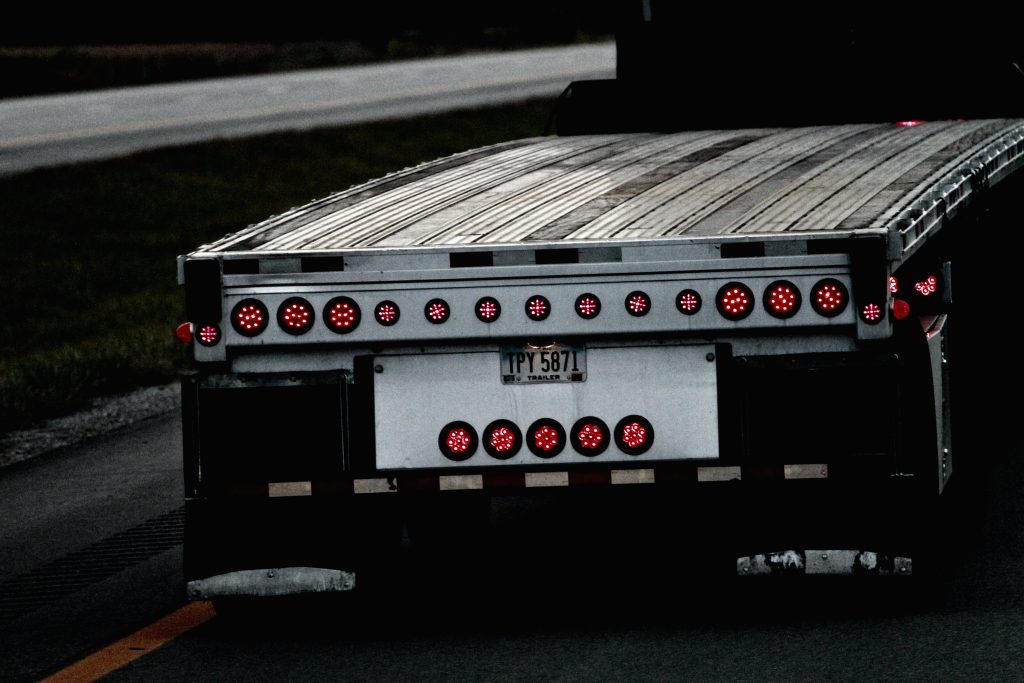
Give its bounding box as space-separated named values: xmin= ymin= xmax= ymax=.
xmin=175 ymin=322 xmax=193 ymax=344
xmin=893 ymin=298 xmax=912 ymax=321
xmin=896 ymin=120 xmax=925 ymax=127
xmin=438 ymin=421 xmax=477 ymax=461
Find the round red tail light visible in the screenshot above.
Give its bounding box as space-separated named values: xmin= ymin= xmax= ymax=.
xmin=483 ymin=419 xmax=522 ymax=459
xmin=811 ymin=279 xmax=849 ymax=317
xmin=615 ymin=415 xmax=654 ymax=455
xmin=527 ymin=418 xmax=565 ymax=458
xmin=525 ymin=295 xmax=551 ymax=321
xmin=374 ymin=300 xmax=400 ymax=326
xmin=196 ymin=324 xmax=221 ymax=346
xmin=323 ymin=296 xmax=360 ymax=333
xmin=625 ymin=291 xmax=651 ymax=317
xmin=175 ymin=322 xmax=194 ymax=344
xmin=475 ymin=296 xmax=501 ymax=323
xmin=438 ymin=421 xmax=477 ymax=461
xmin=763 ymin=280 xmax=801 ymax=319
xmin=231 ymin=299 xmax=269 ymax=337
xmin=893 ymin=298 xmax=912 ymax=321
xmin=676 ymin=289 xmax=702 ymax=315
xmin=860 ymin=303 xmax=884 ymax=324
xmin=425 ymin=298 xmax=451 ymax=324
xmin=575 ymin=293 xmax=602 ymax=319
xmin=570 ymin=416 xmax=610 ymax=456
xmin=716 ymin=283 xmax=754 ymax=320
xmin=277 ymin=297 xmax=315 ymax=335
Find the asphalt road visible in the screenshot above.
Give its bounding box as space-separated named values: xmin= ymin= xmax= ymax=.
xmin=1 ymin=399 xmax=1022 ymax=680
xmin=0 ymin=43 xmax=615 ymax=176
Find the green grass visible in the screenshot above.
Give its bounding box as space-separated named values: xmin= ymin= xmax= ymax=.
xmin=0 ymin=100 xmax=554 ymax=432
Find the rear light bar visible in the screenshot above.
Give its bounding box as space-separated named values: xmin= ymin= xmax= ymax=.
xmin=216 ymin=275 xmax=859 ymax=346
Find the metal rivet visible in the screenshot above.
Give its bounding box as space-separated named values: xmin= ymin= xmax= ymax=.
xmin=706 ymin=353 xmax=715 ymax=362
xmin=374 ymin=365 xmax=384 ymax=373
xmin=821 ymin=553 xmax=828 ymax=560
xmin=267 ymin=570 xmax=275 ymax=578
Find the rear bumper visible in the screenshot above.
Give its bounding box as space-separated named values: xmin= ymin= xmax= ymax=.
xmin=187 ymin=567 xmax=355 ymax=600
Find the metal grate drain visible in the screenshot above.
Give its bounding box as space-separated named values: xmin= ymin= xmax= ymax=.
xmin=0 ymin=506 xmax=184 ymax=624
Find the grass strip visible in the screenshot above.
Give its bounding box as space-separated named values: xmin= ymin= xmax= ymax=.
xmin=0 ymin=100 xmax=554 ymax=432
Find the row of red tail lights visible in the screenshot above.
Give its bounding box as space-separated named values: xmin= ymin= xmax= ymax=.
xmin=198 ymin=279 xmax=860 ymax=344
xmin=439 ymin=415 xmax=655 ymax=461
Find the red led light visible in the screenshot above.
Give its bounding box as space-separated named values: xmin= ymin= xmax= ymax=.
xmin=716 ymin=283 xmax=754 ymax=320
xmin=625 ymin=291 xmax=651 ymax=317
xmin=475 ymin=297 xmax=501 ymax=323
xmin=893 ymin=298 xmax=912 ymax=321
xmin=196 ymin=324 xmax=220 ymax=346
xmin=425 ymin=298 xmax=451 ymax=324
xmin=483 ymin=419 xmax=522 ymax=459
xmin=231 ymin=299 xmax=268 ymax=337
xmin=438 ymin=421 xmax=477 ymax=461
xmin=323 ymin=297 xmax=360 ymax=334
xmin=278 ymin=297 xmax=315 ymax=335
xmin=374 ymin=301 xmax=400 ymax=326
xmin=525 ymin=295 xmax=551 ymax=321
xmin=527 ymin=419 xmax=565 ymax=458
xmin=811 ymin=279 xmax=849 ymax=317
xmin=889 ymin=276 xmax=899 ymax=294
xmin=861 ymin=303 xmax=883 ymax=324
xmin=575 ymin=293 xmax=601 ymax=319
xmin=914 ymin=276 xmax=938 ymax=296
xmin=676 ymin=290 xmax=702 ymax=315
xmin=764 ymin=280 xmax=801 ymax=319
xmin=570 ymin=416 xmax=610 ymax=456
xmin=175 ymin=322 xmax=193 ymax=344
xmin=614 ymin=415 xmax=654 ymax=455
xmin=896 ymin=120 xmax=925 ymax=127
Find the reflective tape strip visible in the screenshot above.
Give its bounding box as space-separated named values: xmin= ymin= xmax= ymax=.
xmin=525 ymin=471 xmax=570 ymax=487
xmin=353 ymin=478 xmax=395 ymax=494
xmin=267 ymin=481 xmax=312 ymax=498
xmin=439 ymin=474 xmax=484 ymax=490
xmin=610 ymin=469 xmax=655 ymax=485
xmin=784 ymin=464 xmax=829 ymax=480
xmin=697 ymin=466 xmax=742 ymax=482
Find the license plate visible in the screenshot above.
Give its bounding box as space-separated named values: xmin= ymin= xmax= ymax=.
xmin=500 ymin=344 xmax=586 ymax=384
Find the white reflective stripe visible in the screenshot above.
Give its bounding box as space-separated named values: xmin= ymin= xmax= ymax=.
xmin=697 ymin=466 xmax=742 ymax=482
xmin=610 ymin=469 xmax=655 ymax=485
xmin=353 ymin=478 xmax=395 ymax=494
xmin=784 ymin=464 xmax=829 ymax=479
xmin=525 ymin=471 xmax=569 ymax=487
xmin=267 ymin=481 xmax=312 ymax=497
xmin=439 ymin=474 xmax=484 ymax=490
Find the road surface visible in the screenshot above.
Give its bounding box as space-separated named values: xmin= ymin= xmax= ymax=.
xmin=0 ymin=43 xmax=615 ymax=176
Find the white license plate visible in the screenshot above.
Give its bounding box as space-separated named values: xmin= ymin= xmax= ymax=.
xmin=500 ymin=344 xmax=586 ymax=384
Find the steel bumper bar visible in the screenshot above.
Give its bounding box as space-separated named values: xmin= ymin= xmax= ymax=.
xmin=187 ymin=567 xmax=356 ymax=599
xmin=737 ymin=550 xmax=912 ymax=576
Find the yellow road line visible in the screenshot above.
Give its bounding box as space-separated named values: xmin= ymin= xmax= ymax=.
xmin=42 ymin=601 xmax=215 ymax=683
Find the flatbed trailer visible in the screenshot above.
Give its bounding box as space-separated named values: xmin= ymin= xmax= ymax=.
xmin=178 ymin=119 xmax=1024 ymax=599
